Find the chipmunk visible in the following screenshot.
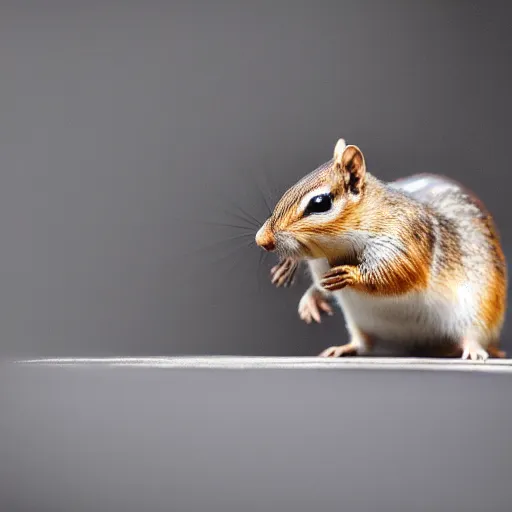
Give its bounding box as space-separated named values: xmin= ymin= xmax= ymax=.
xmin=255 ymin=138 xmax=507 ymax=360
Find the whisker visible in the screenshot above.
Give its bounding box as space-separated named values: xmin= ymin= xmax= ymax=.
xmin=221 ymin=209 xmax=260 ymax=229
xmin=171 ymin=213 xmax=257 ymax=235
xmin=257 ymin=173 xmax=278 ymax=216
xmin=212 ymin=241 xmax=267 ymax=294
xmin=236 ymin=203 xmax=263 ymax=227
xmin=253 ymin=178 xmax=273 ymax=216
xmin=257 ymin=248 xmax=265 ymax=268
xmin=215 ymin=191 xmax=263 ymax=227
xmin=262 ymin=170 xmax=279 ymax=204
xmin=236 ymin=161 xmax=276 ymax=213
xmin=193 ymin=165 xmax=268 ymax=230
xmin=184 ymin=233 xmax=254 ymax=258
xmin=256 ymin=248 xmax=266 ymax=294
xmin=196 ymin=220 xmax=256 ymax=232
xmin=175 ymin=239 xmax=256 ymax=289
xmin=207 ymin=239 xmax=257 ymax=264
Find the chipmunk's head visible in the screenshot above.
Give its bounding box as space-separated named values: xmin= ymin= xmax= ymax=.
xmin=255 ymin=139 xmax=367 ymax=260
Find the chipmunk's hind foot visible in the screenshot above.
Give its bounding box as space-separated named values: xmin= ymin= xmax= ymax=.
xmin=319 ymin=342 xmax=359 ymax=358
xmin=460 ymin=338 xmax=489 ymax=361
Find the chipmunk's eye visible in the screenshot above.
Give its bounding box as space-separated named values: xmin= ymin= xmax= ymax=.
xmin=304 ymin=193 xmax=333 ymax=216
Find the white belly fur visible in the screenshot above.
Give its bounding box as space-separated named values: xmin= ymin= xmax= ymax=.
xmin=334 ymin=287 xmax=470 ymax=346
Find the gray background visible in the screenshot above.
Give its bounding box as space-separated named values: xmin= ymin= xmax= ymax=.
xmin=2 ymin=3 xmax=512 ymax=510
xmin=0 ymin=0 xmax=511 ymax=358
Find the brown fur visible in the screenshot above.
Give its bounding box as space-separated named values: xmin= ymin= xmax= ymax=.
xmin=474 ymin=209 xmax=507 ymax=338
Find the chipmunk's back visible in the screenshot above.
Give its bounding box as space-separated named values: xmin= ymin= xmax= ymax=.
xmin=390 ymin=173 xmax=485 ymax=213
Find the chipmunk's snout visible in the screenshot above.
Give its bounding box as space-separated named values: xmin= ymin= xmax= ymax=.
xmin=255 ymin=222 xmax=276 ymax=252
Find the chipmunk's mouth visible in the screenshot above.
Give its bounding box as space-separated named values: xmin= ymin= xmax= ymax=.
xmin=274 ymin=233 xmax=310 ymax=259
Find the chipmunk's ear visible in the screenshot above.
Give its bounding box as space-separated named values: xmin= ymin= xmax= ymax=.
xmin=333 ymin=140 xmax=366 ymax=194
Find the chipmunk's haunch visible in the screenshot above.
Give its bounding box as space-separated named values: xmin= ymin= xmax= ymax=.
xmin=255 ymin=139 xmax=507 ymax=360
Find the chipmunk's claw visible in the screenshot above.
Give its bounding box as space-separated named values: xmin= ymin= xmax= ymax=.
xmin=320 ymin=265 xmax=357 ymax=292
xmin=271 ymin=257 xmax=298 ymax=288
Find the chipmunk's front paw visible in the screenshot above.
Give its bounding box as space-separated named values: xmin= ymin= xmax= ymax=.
xmin=298 ymin=288 xmax=333 ymax=324
xmin=270 ymin=257 xmax=298 ymax=287
xmin=320 ymin=265 xmax=358 ymax=292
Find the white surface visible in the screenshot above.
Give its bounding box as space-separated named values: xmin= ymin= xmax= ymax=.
xmin=15 ymin=356 xmax=512 ymax=373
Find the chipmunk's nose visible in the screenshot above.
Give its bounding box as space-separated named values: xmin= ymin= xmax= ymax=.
xmin=261 ymin=239 xmax=275 ymax=251
xmin=255 ymin=223 xmax=276 ymax=252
